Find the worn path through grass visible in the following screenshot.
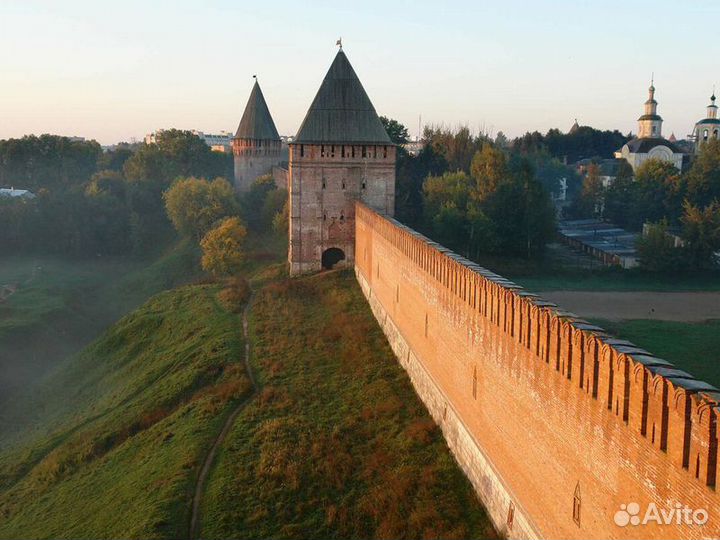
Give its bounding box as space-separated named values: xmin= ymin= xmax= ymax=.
xmin=189 ymin=292 xmax=258 ymax=539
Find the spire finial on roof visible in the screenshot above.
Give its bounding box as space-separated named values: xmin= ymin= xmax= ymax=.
xmin=336 ymin=37 xmax=342 ymax=50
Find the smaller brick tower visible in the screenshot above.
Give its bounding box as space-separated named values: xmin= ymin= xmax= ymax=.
xmin=232 ymin=79 xmax=282 ymax=192
xmin=288 ymin=49 xmax=396 ymax=275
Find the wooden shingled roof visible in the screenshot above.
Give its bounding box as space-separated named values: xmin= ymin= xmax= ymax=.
xmin=294 ymin=50 xmax=391 ymax=145
xmin=235 ymin=81 xmax=280 ymax=141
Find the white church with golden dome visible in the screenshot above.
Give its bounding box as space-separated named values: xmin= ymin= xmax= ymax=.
xmin=615 ymin=81 xmax=684 ymax=172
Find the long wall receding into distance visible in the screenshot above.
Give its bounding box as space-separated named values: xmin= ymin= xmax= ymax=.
xmin=354 ymin=202 xmax=720 ymax=540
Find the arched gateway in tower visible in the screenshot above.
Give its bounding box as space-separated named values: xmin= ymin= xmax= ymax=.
xmin=288 ymin=49 xmax=396 ymax=275
xmin=232 ymin=80 xmax=282 ymax=192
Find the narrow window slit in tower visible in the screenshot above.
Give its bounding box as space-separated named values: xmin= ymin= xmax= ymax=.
xmin=300 ymin=144 xmax=304 ymax=157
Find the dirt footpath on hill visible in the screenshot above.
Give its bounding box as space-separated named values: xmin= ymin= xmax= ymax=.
xmin=539 ymin=291 xmax=720 ymax=322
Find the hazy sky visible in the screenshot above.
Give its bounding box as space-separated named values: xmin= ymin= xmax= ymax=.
xmin=1 ymin=0 xmax=717 ymax=145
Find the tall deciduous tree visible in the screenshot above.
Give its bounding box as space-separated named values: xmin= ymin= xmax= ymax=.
xmin=164 ymin=177 xmax=239 ymax=239
xmin=682 ymin=200 xmax=720 ymax=269
xmin=686 ymin=139 xmax=720 ymax=208
xmin=200 ymin=216 xmax=248 ymax=277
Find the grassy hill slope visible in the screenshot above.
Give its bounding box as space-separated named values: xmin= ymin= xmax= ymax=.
xmin=0 ymin=285 xmax=251 ymax=539
xmin=0 ymin=251 xmax=494 ymax=539
xmin=199 ymin=269 xmax=495 ymax=539
xmin=0 ymin=240 xmax=202 ymax=404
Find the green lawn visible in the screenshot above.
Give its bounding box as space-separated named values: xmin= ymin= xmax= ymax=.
xmin=0 ymin=285 xmax=251 ymax=539
xmin=471 ymin=250 xmax=720 ymax=292
xmin=591 ymin=318 xmax=720 ymax=389
xmin=199 ymin=269 xmax=496 ymax=540
xmin=513 ymin=271 xmax=720 ymax=293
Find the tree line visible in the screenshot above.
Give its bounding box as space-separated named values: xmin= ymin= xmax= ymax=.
xmin=384 ymin=119 xmax=557 ymax=260
xmin=0 ymin=130 xmax=233 ymax=256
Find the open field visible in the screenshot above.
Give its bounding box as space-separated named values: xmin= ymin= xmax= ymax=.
xmin=472 ymin=244 xmax=720 ymax=292
xmin=540 ymin=291 xmax=720 ymax=322
xmin=590 ymin=318 xmax=720 ymax=389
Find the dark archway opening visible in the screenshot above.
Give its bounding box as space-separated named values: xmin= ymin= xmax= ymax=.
xmin=322 ymin=248 xmax=345 ymax=270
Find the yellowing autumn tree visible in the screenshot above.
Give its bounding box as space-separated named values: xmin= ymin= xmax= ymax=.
xmin=200 ymin=216 xmax=247 ymax=277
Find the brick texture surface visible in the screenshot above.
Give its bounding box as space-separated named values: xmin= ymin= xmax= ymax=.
xmin=354 ymin=202 xmax=720 ymax=540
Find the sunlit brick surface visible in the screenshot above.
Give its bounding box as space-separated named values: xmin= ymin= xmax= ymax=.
xmin=355 ymin=202 xmax=720 ymax=540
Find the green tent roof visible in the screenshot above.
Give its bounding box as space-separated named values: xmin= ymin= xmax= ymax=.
xmin=294 ymin=50 xmax=391 ymax=144
xmin=235 ymin=81 xmax=280 ymax=141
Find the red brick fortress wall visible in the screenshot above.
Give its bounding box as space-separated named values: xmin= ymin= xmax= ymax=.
xmin=354 ymin=202 xmax=719 ymax=539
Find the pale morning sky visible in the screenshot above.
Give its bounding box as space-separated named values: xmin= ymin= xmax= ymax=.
xmin=1 ymin=0 xmax=717 ymax=145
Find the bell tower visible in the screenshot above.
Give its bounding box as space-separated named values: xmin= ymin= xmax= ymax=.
xmin=637 ymin=79 xmax=663 ymax=139
xmin=288 ymin=48 xmax=396 ymax=275
xmin=232 ymin=79 xmax=282 ymax=192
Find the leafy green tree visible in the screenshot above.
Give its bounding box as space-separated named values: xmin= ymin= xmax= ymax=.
xmin=379 ymin=116 xmax=410 ymax=145
xmin=422 ymin=149 xmax=555 ymax=259
xmin=395 ymin=143 xmax=447 ymax=227
xmin=470 ymin=143 xmax=508 ymax=201
xmin=512 ymin=126 xmax=630 ymax=163
xmin=239 ymin=175 xmax=283 ymax=231
xmin=272 ymin=199 xmax=289 ymax=235
xmin=0 ymin=135 xmax=101 ymax=191
xmin=124 ymin=130 xmax=230 ymax=185
xmin=97 ymin=144 xmax=136 ymax=172
xmin=682 ymin=200 xmax=720 ymax=269
xmin=200 ymin=216 xmax=247 ymax=277
xmin=85 ymin=170 xmax=126 ymax=199
xmin=636 ymin=221 xmax=687 ymax=272
xmin=424 ymin=125 xmax=487 ymax=173
xmin=164 ymin=177 xmax=239 ymax=239
xmin=634 ymin=158 xmax=683 ymax=225
xmin=686 ymin=139 xmax=720 ymax=207
xmin=494 ymin=131 xmax=508 ymax=148
xmin=569 ymin=163 xmax=605 ymax=219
